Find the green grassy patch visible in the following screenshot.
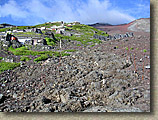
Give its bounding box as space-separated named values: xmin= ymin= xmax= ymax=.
xmin=8 ymin=46 xmax=53 ymax=56
xmin=143 ymin=49 xmax=147 ymax=53
xmin=77 ymin=44 xmax=81 ymax=46
xmin=20 ymin=56 xmax=31 ymax=61
xmin=34 ymin=22 xmax=61 ymax=28
xmin=55 ymin=24 xmax=105 ymax=46
xmin=0 ymin=28 xmax=9 ymax=32
xmin=125 ymin=47 xmax=129 ymax=51
xmin=34 ymin=54 xmax=48 ymax=62
xmin=0 ymin=26 xmax=33 ymax=32
xmin=14 ymin=32 xmax=41 ymax=36
xmin=61 ymin=52 xmax=70 ymax=57
xmin=8 ymin=46 xmax=71 ymax=63
xmin=0 ymin=61 xmax=20 ymax=73
xmin=64 ymin=49 xmax=77 ymax=52
xmin=45 ymin=37 xmax=56 ymax=46
xmin=52 ymin=51 xmax=70 ymax=57
xmin=66 ymin=24 xmax=108 ymax=36
xmin=90 ymin=44 xmax=95 ymax=47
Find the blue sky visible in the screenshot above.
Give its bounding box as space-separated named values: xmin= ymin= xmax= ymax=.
xmin=0 ymin=0 xmax=150 ymax=26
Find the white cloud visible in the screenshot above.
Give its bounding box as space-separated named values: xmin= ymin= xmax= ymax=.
xmin=0 ymin=0 xmax=28 ymax=19
xmin=0 ymin=0 xmax=136 ymax=25
xmin=121 ymin=0 xmax=150 ymax=19
xmin=75 ymin=0 xmax=135 ymax=24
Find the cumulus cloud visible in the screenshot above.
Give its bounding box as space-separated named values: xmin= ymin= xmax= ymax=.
xmin=75 ymin=0 xmax=135 ymax=24
xmin=0 ymin=0 xmax=137 ymax=25
xmin=0 ymin=0 xmax=28 ymax=18
xmin=120 ymin=0 xmax=150 ymax=19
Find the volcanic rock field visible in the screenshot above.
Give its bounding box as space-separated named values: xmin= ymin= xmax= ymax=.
xmin=0 ymin=19 xmax=150 ymax=112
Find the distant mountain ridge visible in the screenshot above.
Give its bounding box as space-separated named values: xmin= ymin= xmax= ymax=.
xmin=88 ymin=18 xmax=150 ymax=33
xmin=127 ymin=18 xmax=150 ymax=32
xmin=88 ymin=23 xmax=112 ymax=27
xmin=0 ymin=18 xmax=150 ymax=33
xmin=0 ymin=23 xmax=15 ymax=28
xmin=88 ymin=18 xmax=150 ymax=27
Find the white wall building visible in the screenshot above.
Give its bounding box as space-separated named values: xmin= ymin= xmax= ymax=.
xmin=25 ymin=29 xmax=32 ymax=32
xmin=56 ymin=28 xmax=65 ymax=34
xmin=13 ymin=30 xmax=18 ymax=33
xmin=17 ymin=30 xmax=25 ymax=33
xmin=6 ymin=31 xmax=12 ymax=34
xmin=40 ymin=27 xmax=46 ymax=30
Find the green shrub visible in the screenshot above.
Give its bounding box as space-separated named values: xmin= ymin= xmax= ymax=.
xmin=64 ymin=49 xmax=77 ymax=52
xmin=77 ymin=44 xmax=81 ymax=46
xmin=0 ymin=28 xmax=8 ymax=32
xmin=125 ymin=47 xmax=129 ymax=51
xmin=90 ymin=44 xmax=95 ymax=47
xmin=69 ymin=24 xmax=108 ymax=36
xmin=20 ymin=56 xmax=31 ymax=61
xmin=45 ymin=37 xmax=56 ymax=46
xmin=53 ymin=51 xmax=61 ymax=57
xmin=38 ymin=51 xmax=53 ymax=56
xmin=0 ymin=61 xmax=20 ymax=73
xmin=33 ymin=22 xmax=61 ymax=28
xmin=0 ymin=57 xmax=3 ymax=60
xmin=143 ymin=49 xmax=147 ymax=53
xmin=92 ymin=39 xmax=102 ymax=44
xmin=61 ymin=52 xmax=70 ymax=57
xmin=34 ymin=54 xmax=48 ymax=62
xmin=8 ymin=46 xmax=53 ymax=56
xmin=14 ymin=32 xmax=41 ymax=36
xmin=54 ymin=24 xmax=105 ymax=46
xmin=52 ymin=51 xmax=70 ymax=57
xmin=8 ymin=46 xmax=70 ymax=58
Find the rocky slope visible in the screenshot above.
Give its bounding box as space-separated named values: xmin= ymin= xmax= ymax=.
xmin=0 ymin=47 xmax=149 ymax=112
xmin=91 ymin=18 xmax=150 ymax=34
xmin=0 ymin=19 xmax=150 ymax=112
xmin=128 ymin=18 xmax=150 ymax=32
xmin=0 ymin=34 xmax=150 ymax=112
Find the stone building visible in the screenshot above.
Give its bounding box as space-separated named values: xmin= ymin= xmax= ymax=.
xmin=32 ymin=28 xmax=42 ymax=34
xmin=24 ymin=38 xmax=47 ymax=46
xmin=0 ymin=34 xmax=22 ymax=48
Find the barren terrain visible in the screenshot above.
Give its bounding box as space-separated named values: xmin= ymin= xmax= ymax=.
xmin=0 ymin=18 xmax=150 ymax=112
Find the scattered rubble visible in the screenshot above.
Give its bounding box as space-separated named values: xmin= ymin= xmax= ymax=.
xmin=0 ymin=20 xmax=150 ymax=112
xmin=93 ymin=32 xmax=134 ymax=41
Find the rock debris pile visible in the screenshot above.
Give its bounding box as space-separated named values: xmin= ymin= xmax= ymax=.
xmin=0 ymin=47 xmax=149 ymax=112
xmin=93 ymin=32 xmax=134 ymax=41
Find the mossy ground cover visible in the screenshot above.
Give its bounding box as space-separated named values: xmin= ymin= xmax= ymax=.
xmin=66 ymin=24 xmax=108 ymax=36
xmin=0 ymin=26 xmax=34 ymax=32
xmin=64 ymin=49 xmax=77 ymax=52
xmin=45 ymin=37 xmax=57 ymax=46
xmin=14 ymin=32 xmax=41 ymax=36
xmin=0 ymin=61 xmax=20 ymax=73
xmin=34 ymin=22 xmax=61 ymax=28
xmin=20 ymin=56 xmax=31 ymax=61
xmin=56 ymin=24 xmax=107 ymax=46
xmin=34 ymin=54 xmax=48 ymax=62
xmin=55 ymin=33 xmax=102 ymax=45
xmin=1 ymin=23 xmax=107 ymax=47
xmin=0 ymin=28 xmax=9 ymax=32
xmin=8 ymin=46 xmax=52 ymax=56
xmin=34 ymin=51 xmax=70 ymax=62
xmin=8 ymin=46 xmax=71 ymax=63
xmin=0 ymin=22 xmax=61 ymax=32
